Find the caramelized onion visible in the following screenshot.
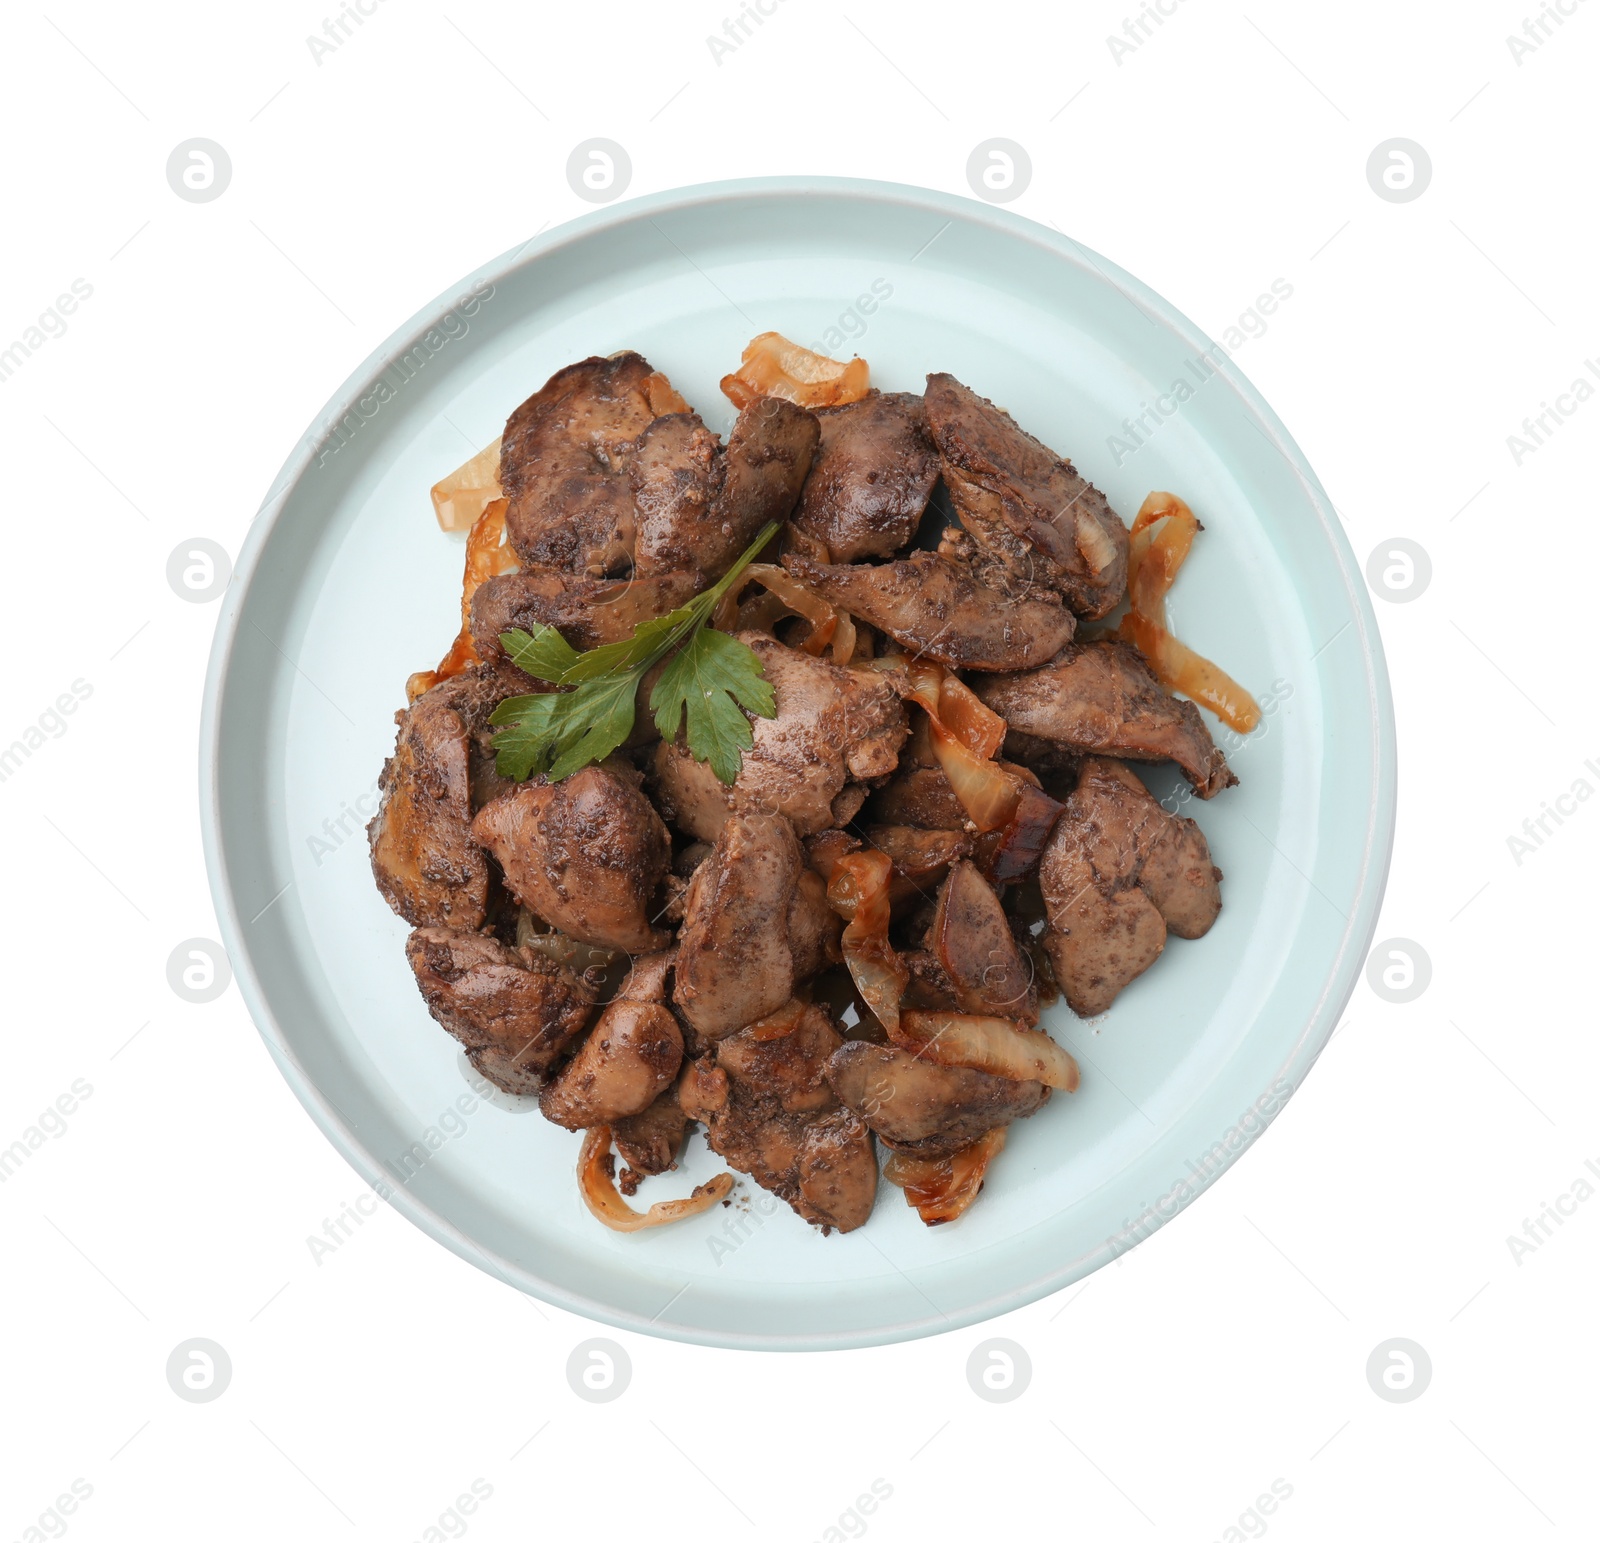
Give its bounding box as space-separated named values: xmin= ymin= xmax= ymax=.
xmin=885 ymin=1126 xmax=1006 ymax=1226
xmin=720 ymin=332 xmax=871 ymax=411
xmin=1115 ymin=492 xmax=1260 ymax=733
xmin=720 ymin=563 xmax=856 ymax=663
xmin=826 ymin=850 xmax=907 ymax=1032
xmin=1127 ymin=491 xmax=1198 ymax=613
xmin=514 ymin=907 xmax=551 ymax=946
xmin=743 ymin=998 xmax=810 ymax=1041
xmin=721 ymin=587 xmax=781 ymax=635
xmin=1120 ymin=610 xmax=1259 ymax=733
xmin=1077 ymin=513 xmax=1119 ymax=576
xmin=641 ymin=371 xmax=692 ymax=416
xmin=520 ymin=928 xmax=632 ymax=1001
xmin=422 ymin=495 xmax=521 ymax=689
xmin=578 ymin=1126 xmax=734 ymax=1232
xmin=522 ymin=932 xmax=619 ymax=976
xmin=932 ymin=736 xmax=1021 ymax=832
xmin=984 ymin=781 xmax=1064 ymax=884
xmin=891 ymin=1011 xmax=1080 ymax=1090
xmin=882 ymin=658 xmax=1023 ymax=833
xmin=829 ymin=609 xmax=858 ymax=666
xmin=939 ymin=675 xmax=1007 ymax=759
xmin=900 ymin=656 xmax=941 ymax=714
xmin=742 ymin=563 xmax=836 ymax=654
xmin=430 ymin=437 xmax=503 ymax=532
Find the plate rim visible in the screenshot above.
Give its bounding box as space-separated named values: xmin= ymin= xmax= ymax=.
xmin=199 ymin=174 xmax=1397 ymax=1351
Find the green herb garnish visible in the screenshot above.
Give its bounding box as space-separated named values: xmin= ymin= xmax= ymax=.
xmin=489 ymin=522 xmax=779 ymax=785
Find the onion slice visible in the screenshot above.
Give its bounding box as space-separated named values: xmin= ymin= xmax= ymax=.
xmin=1120 ymin=610 xmax=1259 ymax=734
xmin=578 ymin=1126 xmax=734 ymax=1232
xmin=931 ymin=736 xmax=1021 ymax=833
xmin=641 ymin=371 xmax=691 ymax=416
xmin=881 ymin=658 xmax=1023 ymax=833
xmin=900 ymin=661 xmax=1005 ymax=758
xmin=522 ymin=931 xmax=620 ymax=976
xmin=430 ymin=437 xmax=503 ymax=532
xmin=937 ymin=674 xmax=1007 ymax=759
xmin=720 ymin=332 xmax=870 ymax=410
xmin=741 ymin=564 xmax=836 ymax=655
xmin=891 ymin=1011 xmax=1080 ymax=1091
xmin=984 ymin=781 xmax=1064 ymax=884
xmin=719 ymin=563 xmax=856 ymax=664
xmin=826 ymin=850 xmax=908 ymax=1033
xmin=1114 ymin=491 xmax=1261 ymax=734
xmin=885 ymin=1127 xmax=1006 ymax=1226
xmin=408 ymin=495 xmax=521 ymax=698
xmin=1077 ymin=512 xmax=1119 ymax=576
xmin=1126 ymin=491 xmax=1198 ymax=613
xmin=516 ymin=914 xmax=631 ymax=997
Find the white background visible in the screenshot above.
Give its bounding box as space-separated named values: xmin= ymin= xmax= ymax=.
xmin=2 ymin=1 xmax=1596 ymax=1538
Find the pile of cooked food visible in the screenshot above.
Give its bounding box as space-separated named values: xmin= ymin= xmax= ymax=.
xmin=369 ymin=331 xmax=1260 ymax=1235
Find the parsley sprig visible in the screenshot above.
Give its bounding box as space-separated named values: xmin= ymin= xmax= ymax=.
xmin=488 ymin=521 xmax=779 ymax=785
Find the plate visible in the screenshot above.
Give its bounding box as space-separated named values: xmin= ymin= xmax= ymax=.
xmin=201 ymin=177 xmax=1394 ymax=1350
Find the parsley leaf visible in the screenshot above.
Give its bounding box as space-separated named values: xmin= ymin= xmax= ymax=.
xmin=556 ymin=607 xmax=693 ymax=684
xmin=488 ymin=521 xmax=780 ymax=785
xmin=544 ymin=673 xmax=641 ymax=781
xmin=500 ymin=624 xmax=581 ymax=683
xmin=651 ymin=626 xmax=777 ymax=785
xmin=486 ymin=691 xmax=565 ymax=780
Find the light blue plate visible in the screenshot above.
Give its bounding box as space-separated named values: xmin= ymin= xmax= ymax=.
xmin=201 ymin=178 xmax=1394 ymax=1350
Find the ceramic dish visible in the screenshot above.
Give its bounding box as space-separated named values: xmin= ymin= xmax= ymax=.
xmin=201 ymin=177 xmax=1394 ymax=1349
